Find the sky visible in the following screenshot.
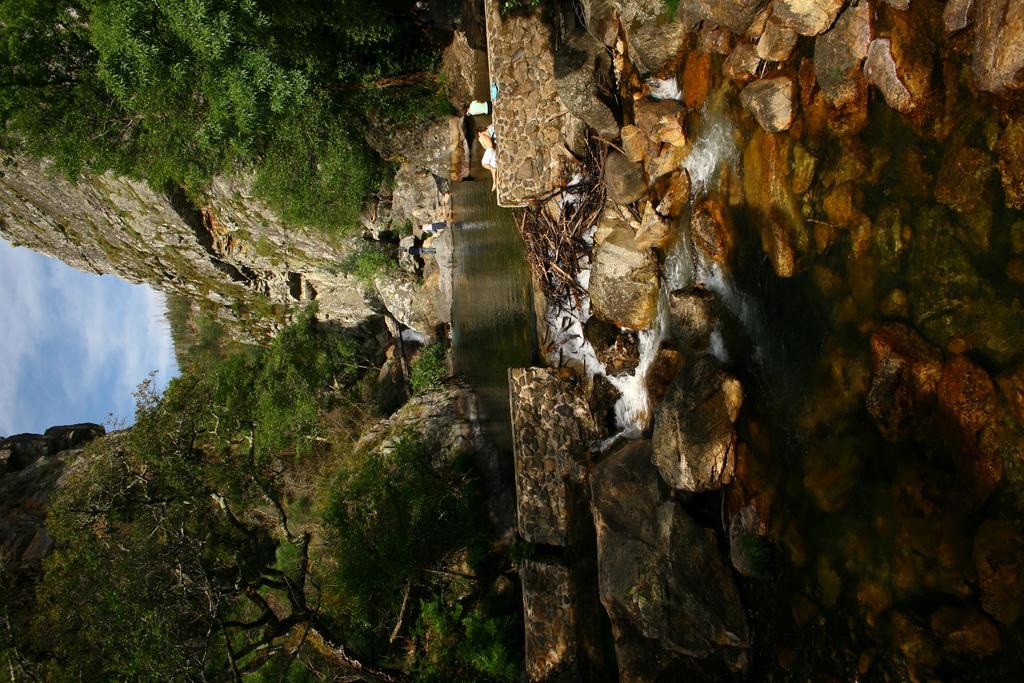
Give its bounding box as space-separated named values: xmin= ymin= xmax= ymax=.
xmin=0 ymin=238 xmax=179 ymax=436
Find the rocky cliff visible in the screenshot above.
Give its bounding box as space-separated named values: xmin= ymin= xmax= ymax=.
xmin=0 ymin=156 xmax=379 ymax=341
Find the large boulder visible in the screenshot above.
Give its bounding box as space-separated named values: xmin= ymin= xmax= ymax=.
xmin=652 ymin=355 xmax=743 ymax=492
xmin=390 ymin=163 xmax=445 ymax=230
xmin=373 ymin=270 xmax=442 ymax=338
xmin=590 ymin=440 xmax=751 ymax=680
xmin=972 ymin=0 xmax=1024 ymax=93
xmin=555 ymin=32 xmax=619 ymax=140
xmin=364 ymin=116 xmax=469 ymax=181
xmin=585 ymin=316 xmax=641 ymax=376
xmin=440 ymin=31 xmax=487 ymax=110
xmin=667 ymin=286 xmax=717 ymax=351
xmin=589 ymin=212 xmax=661 ymax=329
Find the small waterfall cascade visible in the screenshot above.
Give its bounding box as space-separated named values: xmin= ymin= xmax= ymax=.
xmin=540 ymin=102 xmax=746 ymax=438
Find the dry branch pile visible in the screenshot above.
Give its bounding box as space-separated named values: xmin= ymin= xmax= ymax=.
xmin=516 ymin=142 xmax=607 ymax=307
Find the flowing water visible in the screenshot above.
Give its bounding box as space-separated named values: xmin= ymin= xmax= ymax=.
xmin=450 ymin=179 xmax=537 ymax=455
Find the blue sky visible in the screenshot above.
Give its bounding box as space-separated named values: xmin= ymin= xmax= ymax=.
xmin=1 ymin=238 xmax=178 ymax=435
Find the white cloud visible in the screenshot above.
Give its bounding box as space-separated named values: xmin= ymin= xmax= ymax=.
xmin=0 ymin=238 xmax=179 ymax=435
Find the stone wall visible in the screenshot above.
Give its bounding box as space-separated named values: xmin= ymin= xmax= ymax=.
xmin=508 ymin=367 xmax=596 ymax=547
xmin=484 ymin=0 xmax=581 ymax=207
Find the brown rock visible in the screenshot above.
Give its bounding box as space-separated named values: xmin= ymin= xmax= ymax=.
xmin=822 ymin=182 xmax=861 ymax=226
xmin=943 ymin=0 xmax=975 ymax=33
xmin=667 ymin=286 xmax=717 ymax=350
xmin=679 ymin=0 xmax=771 ymax=33
xmin=647 ymin=143 xmax=687 ymax=180
xmin=634 ymin=201 xmax=676 ymax=250
xmin=998 ymin=120 xmax=1024 ymax=209
xmin=866 ymin=323 xmax=943 ymax=441
xmin=589 ymin=219 xmax=661 ymax=329
xmin=724 ymin=42 xmax=763 ymax=82
xmin=998 ymin=365 xmax=1024 ymax=423
xmin=691 ymin=197 xmax=735 ymax=265
xmin=683 ymin=51 xmax=713 ymax=109
xmin=653 ymin=355 xmax=743 ymax=492
xmin=743 ymin=129 xmax=809 ymax=277
xmin=935 ymin=143 xmax=995 ymax=213
xmin=585 ymin=316 xmax=641 ymax=377
xmin=656 ymin=170 xmax=691 ymax=218
xmin=620 ymin=124 xmax=647 ymax=163
xmin=757 ymin=16 xmax=799 ymax=61
xmin=974 ymin=519 xmax=1024 ymax=625
xmin=863 ymin=15 xmax=933 ymax=115
xmin=930 ymin=607 xmax=1002 ymax=658
xmin=937 ymin=355 xmax=1004 ymax=501
xmin=972 ymin=0 xmax=1024 ymax=93
xmin=634 ymin=98 xmax=684 ymax=142
xmin=773 ymin=0 xmax=846 ymax=36
xmin=646 ymin=348 xmax=685 ymax=405
xmin=814 ymin=1 xmax=872 ymax=106
xmin=740 ymin=76 xmax=795 ymax=132
xmin=605 ymin=152 xmax=647 ymax=204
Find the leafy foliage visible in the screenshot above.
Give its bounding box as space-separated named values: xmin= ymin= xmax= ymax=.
xmin=411 ymin=598 xmax=520 ymax=682
xmin=411 ymin=343 xmax=448 ymax=393
xmin=0 ymin=0 xmax=445 ymax=234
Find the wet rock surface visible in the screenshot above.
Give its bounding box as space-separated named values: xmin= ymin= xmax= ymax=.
xmin=588 ymin=216 xmax=661 ymax=329
xmin=590 ymin=440 xmax=751 ymax=679
xmin=652 ymin=355 xmax=743 ymax=492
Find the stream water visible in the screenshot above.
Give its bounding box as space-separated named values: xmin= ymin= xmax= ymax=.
xmin=449 ymin=178 xmax=537 ymax=456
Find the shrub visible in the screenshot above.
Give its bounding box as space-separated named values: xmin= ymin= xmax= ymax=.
xmin=411 ymin=598 xmax=520 ymax=682
xmin=343 ymin=242 xmax=398 ymax=287
xmin=410 ymin=344 xmax=447 ymax=393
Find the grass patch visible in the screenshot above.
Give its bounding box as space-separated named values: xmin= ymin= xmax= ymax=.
xmin=410 ymin=344 xmax=447 ymax=393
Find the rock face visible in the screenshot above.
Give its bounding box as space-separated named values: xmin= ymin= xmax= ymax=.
xmin=1 ymin=425 xmax=105 ymax=634
xmin=508 ymin=368 xmax=595 ymax=546
xmin=521 ymin=559 xmax=579 ymax=681
xmin=589 ymin=216 xmax=661 ymax=329
xmin=652 ymin=355 xmax=743 ymax=492
xmin=555 ymin=32 xmax=619 ymax=140
xmin=590 ymin=440 xmax=751 ymax=679
xmin=390 ymin=163 xmax=447 ymax=231
xmin=773 ymin=0 xmax=846 ymax=36
xmin=972 ymin=0 xmax=1024 ymax=93
xmin=0 ymin=157 xmax=378 ymax=341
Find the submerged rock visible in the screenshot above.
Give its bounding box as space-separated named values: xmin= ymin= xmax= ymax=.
xmin=740 ymin=76 xmax=795 ymax=132
xmin=773 ymin=0 xmax=846 ymax=36
xmin=930 ymin=607 xmax=1002 ymax=658
xmin=998 ymin=119 xmax=1024 ymax=209
xmin=935 ymin=143 xmax=996 ymax=214
xmin=937 ymin=355 xmax=1004 ymax=501
xmin=866 ymin=323 xmax=943 ymax=441
xmin=743 ymin=129 xmax=810 ymax=277
xmin=652 ymin=355 xmax=743 ymax=492
xmin=972 ymin=0 xmax=1024 ymax=93
xmin=974 ymin=519 xmax=1024 ymax=625
xmin=589 ymin=218 xmax=661 ymax=329
xmin=590 ymin=440 xmax=751 ymax=679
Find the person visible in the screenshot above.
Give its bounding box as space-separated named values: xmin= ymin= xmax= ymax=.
xmin=467 ymin=100 xmax=490 ymax=116
xmin=478 ymin=125 xmax=498 ymax=190
xmin=407 ymin=246 xmax=436 ymax=256
xmin=421 ymin=221 xmax=447 ymax=236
